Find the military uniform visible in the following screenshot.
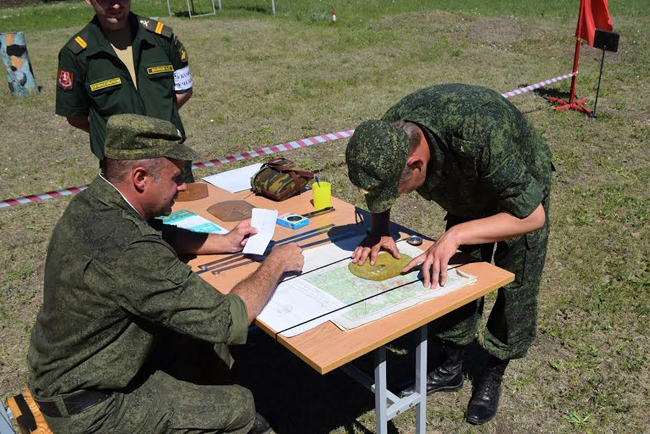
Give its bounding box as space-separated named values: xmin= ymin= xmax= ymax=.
xmin=349 ymin=84 xmax=553 ymax=360
xmin=55 ymin=12 xmax=195 ymax=182
xmin=28 ymin=115 xmax=255 ymax=433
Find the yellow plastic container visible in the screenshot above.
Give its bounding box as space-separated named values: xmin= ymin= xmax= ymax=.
xmin=312 ymin=181 xmax=332 ymax=210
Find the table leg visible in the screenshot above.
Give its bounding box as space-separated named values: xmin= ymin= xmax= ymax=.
xmin=374 ymin=345 xmax=388 ymax=434
xmin=415 ymin=324 xmax=428 ymax=433
xmin=341 ymin=325 xmax=429 ymax=433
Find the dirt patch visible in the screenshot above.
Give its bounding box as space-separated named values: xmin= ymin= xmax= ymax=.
xmin=468 ymin=16 xmax=526 ymax=45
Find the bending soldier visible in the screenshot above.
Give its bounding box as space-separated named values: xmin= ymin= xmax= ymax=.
xmin=345 ymin=83 xmax=552 ymax=425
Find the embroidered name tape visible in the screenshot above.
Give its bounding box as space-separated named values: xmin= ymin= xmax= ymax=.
xmin=90 ymin=77 xmax=122 ymax=92
xmin=147 ymin=65 xmax=174 ymax=75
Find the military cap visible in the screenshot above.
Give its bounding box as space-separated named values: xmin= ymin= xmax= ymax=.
xmin=104 ymin=114 xmax=198 ymax=161
xmin=345 ymin=119 xmax=409 ymax=213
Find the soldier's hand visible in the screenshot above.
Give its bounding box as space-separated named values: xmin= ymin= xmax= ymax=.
xmin=268 ymin=243 xmax=304 ymax=273
xmin=222 ymin=219 xmax=258 ymax=253
xmin=403 ymin=230 xmax=460 ymax=288
xmin=352 ymin=233 xmax=401 ymax=266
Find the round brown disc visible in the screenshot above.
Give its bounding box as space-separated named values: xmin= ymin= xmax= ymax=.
xmin=208 ymin=200 xmax=254 ymax=222
xmin=175 ymin=183 xmax=208 ymax=202
xmin=348 ymin=253 xmax=414 ymax=281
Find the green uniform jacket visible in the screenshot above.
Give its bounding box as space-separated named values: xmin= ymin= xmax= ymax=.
xmin=55 ymin=13 xmax=191 ymax=161
xmin=382 ymin=84 xmax=553 ymax=219
xmin=28 ymin=176 xmax=248 ymax=398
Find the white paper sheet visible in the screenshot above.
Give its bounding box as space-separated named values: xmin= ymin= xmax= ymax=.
xmin=257 ymin=280 xmax=346 ymax=337
xmin=202 ymin=163 xmax=263 ymax=193
xmin=242 ymin=208 xmax=278 ymax=255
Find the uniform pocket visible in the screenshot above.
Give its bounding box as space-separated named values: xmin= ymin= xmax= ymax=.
xmin=142 ymin=62 xmax=174 ymax=100
xmin=449 ymin=136 xmax=479 ymax=180
xmin=164 ymin=260 xmax=192 ymax=286
xmin=87 ymin=74 xmax=126 ymax=115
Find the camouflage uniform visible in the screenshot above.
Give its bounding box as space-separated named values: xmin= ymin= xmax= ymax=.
xmin=55 ymin=12 xmax=194 ymax=182
xmin=347 ymin=84 xmax=553 ymax=360
xmin=28 ymin=115 xmax=255 ymax=433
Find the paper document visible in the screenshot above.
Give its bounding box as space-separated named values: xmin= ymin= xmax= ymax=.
xmin=257 ymin=281 xmax=346 ymax=337
xmin=158 ymin=210 xmax=228 ymax=234
xmin=243 ymin=208 xmax=278 ymax=255
xmin=257 ymin=235 xmax=477 ymax=336
xmin=202 ymin=163 xmax=263 ymax=193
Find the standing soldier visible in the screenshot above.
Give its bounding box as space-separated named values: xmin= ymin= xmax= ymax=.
xmin=345 ymin=83 xmax=553 ymax=425
xmin=55 ymin=0 xmax=195 ymax=182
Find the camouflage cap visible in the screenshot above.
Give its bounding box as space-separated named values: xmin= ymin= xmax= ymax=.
xmin=104 ymin=114 xmax=198 ymax=161
xmin=345 ymin=119 xmax=409 ymax=213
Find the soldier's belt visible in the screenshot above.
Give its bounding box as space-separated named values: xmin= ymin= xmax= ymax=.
xmin=34 ymin=389 xmax=113 ymax=418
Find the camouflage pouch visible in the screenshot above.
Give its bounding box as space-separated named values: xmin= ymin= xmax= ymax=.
xmin=251 ymin=157 xmax=315 ymax=201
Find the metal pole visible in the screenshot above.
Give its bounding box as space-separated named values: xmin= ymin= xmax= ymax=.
xmin=415 ymin=325 xmax=428 ymax=433
xmin=567 ymin=38 xmax=581 ymax=106
xmin=592 ymin=48 xmax=606 ymax=118
xmin=568 ymin=0 xmax=585 ymax=106
xmin=374 ymin=346 xmax=388 ymax=434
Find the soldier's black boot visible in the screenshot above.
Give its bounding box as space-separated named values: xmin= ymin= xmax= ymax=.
xmin=465 ymin=356 xmax=509 ymax=425
xmin=401 ymin=344 xmax=465 ymax=397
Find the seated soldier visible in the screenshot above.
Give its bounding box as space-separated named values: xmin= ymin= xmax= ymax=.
xmin=27 ymin=114 xmax=303 ymax=434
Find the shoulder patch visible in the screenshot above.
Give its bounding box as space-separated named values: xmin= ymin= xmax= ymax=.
xmin=57 ymin=68 xmax=74 ymax=90
xmin=139 ymin=17 xmax=174 ymax=39
xmin=66 ymin=34 xmax=88 ymax=55
xmin=178 ymin=43 xmax=188 ymax=62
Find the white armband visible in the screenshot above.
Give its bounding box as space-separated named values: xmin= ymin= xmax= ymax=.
xmin=173 ymin=66 xmax=193 ymax=92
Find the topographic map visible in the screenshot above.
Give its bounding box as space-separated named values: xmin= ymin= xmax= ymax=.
xmin=303 ymin=244 xmax=476 ymax=330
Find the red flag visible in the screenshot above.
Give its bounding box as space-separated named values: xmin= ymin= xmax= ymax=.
xmin=576 ymin=0 xmax=614 ymax=46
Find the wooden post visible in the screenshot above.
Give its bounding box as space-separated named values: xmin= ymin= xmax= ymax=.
xmin=0 ymin=31 xmax=40 ymax=97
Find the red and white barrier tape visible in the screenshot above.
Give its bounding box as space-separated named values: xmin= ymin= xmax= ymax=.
xmin=0 ymin=130 xmax=354 ymax=208
xmin=501 ymin=72 xmax=575 ymax=98
xmin=191 ymin=130 xmax=354 ymax=170
xmin=1 ymin=73 xmax=578 ymax=209
xmin=0 ymin=186 xmax=88 ymax=208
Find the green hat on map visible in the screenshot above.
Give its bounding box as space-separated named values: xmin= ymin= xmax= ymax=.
xmin=345 ymin=119 xmax=409 ymax=213
xmin=104 ymin=114 xmax=198 ymax=161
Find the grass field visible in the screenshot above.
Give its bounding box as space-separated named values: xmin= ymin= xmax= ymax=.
xmin=1 ymin=1 xmax=648 ymax=433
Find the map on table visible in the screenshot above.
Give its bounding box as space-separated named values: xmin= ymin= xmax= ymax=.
xmin=158 ymin=209 xmax=228 ymax=234
xmin=304 ymin=246 xmax=476 ymax=331
xmin=258 ymin=236 xmax=477 ymax=336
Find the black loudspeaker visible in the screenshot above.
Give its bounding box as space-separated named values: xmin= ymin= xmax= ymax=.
xmin=594 ymin=29 xmax=620 ymax=52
